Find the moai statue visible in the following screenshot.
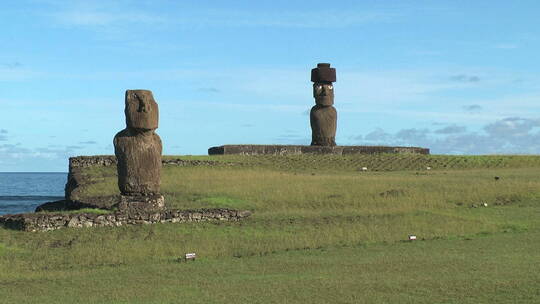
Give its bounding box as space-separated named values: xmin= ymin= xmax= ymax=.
xmin=310 ymin=63 xmax=337 ymax=146
xmin=113 ymin=90 xmax=164 ymax=211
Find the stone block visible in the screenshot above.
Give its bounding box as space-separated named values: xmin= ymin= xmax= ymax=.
xmin=310 ymin=105 xmax=337 ymax=146
xmin=125 ymin=90 xmax=159 ymax=130
xmin=117 ymin=194 xmax=165 ymax=214
xmin=311 ymin=63 xmax=336 ymax=82
xmin=114 ymin=129 xmax=162 ymax=195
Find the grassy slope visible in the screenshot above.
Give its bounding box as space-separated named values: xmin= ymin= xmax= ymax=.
xmin=1 ymin=154 xmax=540 ymax=303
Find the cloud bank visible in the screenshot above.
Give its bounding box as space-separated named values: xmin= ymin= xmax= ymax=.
xmin=0 ymin=129 xmax=7 ymax=141
xmin=357 ymin=117 xmax=540 ymax=154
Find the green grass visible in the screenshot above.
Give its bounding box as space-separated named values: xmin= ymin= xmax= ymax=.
xmin=170 ymin=153 xmax=540 ymax=171
xmin=1 ymin=154 xmax=540 ymax=303
xmin=1 ymin=231 xmax=538 ymax=303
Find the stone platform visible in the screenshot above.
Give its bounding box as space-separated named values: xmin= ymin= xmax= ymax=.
xmin=208 ymin=145 xmax=429 ymax=156
xmin=0 ymin=208 xmax=252 ymax=232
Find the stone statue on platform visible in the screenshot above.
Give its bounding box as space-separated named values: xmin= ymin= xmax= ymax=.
xmin=113 ymin=90 xmax=164 ymax=211
xmin=310 ymin=63 xmax=337 ymax=146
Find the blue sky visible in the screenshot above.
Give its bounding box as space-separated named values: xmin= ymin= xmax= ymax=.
xmin=1 ymin=0 xmax=540 ymax=171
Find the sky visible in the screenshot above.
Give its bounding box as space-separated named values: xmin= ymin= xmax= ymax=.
xmin=1 ymin=0 xmax=540 ymax=172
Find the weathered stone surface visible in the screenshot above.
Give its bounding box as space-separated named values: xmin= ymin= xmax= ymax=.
xmin=79 ymin=195 xmax=121 ymax=209
xmin=0 ymin=208 xmax=252 ymax=232
xmin=208 ymin=145 xmax=430 ymax=155
xmin=35 ymin=199 xmax=118 ymax=213
xmin=311 ymin=63 xmax=336 ymax=83
xmin=117 ymin=194 xmax=165 ymax=216
xmin=125 ymin=90 xmax=159 ymax=130
xmin=313 ymin=83 xmax=334 ymax=106
xmin=66 ymin=155 xmax=221 ymax=169
xmin=310 ymin=105 xmax=337 ymax=146
xmin=35 ymin=200 xmax=71 ymax=212
xmin=114 ymin=129 xmax=162 ymax=195
xmin=68 ymin=155 xmax=117 ymax=168
xmin=310 ymin=63 xmax=337 ymax=146
xmin=114 ymin=89 xmax=162 ymax=198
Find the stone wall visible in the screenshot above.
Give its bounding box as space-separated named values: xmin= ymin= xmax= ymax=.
xmin=65 ymin=156 xmax=223 ymax=209
xmin=69 ymin=155 xmax=117 ymax=169
xmin=208 ymin=145 xmax=429 ymax=156
xmin=65 ymin=157 xmax=115 ymax=209
xmin=0 ymin=208 xmax=252 ymax=232
xmin=68 ymin=155 xmax=221 ymax=169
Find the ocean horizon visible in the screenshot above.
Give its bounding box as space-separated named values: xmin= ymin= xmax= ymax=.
xmin=0 ymin=172 xmax=67 ymax=215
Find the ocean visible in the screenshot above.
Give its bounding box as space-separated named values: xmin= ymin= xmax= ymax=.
xmin=0 ymin=172 xmax=67 ymax=215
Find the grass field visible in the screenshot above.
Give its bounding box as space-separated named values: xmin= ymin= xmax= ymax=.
xmin=1 ymin=154 xmax=540 ymax=303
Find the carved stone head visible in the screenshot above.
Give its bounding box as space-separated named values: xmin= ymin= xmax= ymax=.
xmin=125 ymin=90 xmax=159 ymax=130
xmin=313 ymin=83 xmax=334 ymax=106
xmin=311 ymin=63 xmax=336 ymax=106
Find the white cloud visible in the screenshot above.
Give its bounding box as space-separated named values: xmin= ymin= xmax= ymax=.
xmin=434 ymin=125 xmax=467 ymax=134
xmin=50 ymin=9 xmax=166 ymax=27
xmin=463 ymin=104 xmax=482 ymax=112
xmin=450 ymin=74 xmax=480 ymax=83
xmin=0 ymin=144 xmax=82 ymax=161
xmin=484 ymin=117 xmax=540 ymax=138
xmin=364 ymin=128 xmax=392 ymax=142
